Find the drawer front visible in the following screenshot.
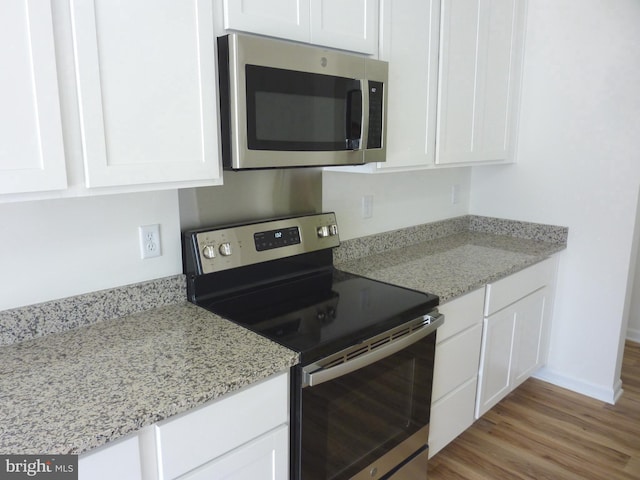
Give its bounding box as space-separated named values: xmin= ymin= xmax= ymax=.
xmin=432 ymin=323 xmax=482 ymax=402
xmin=156 ymin=372 xmax=288 ymax=480
xmin=428 ymin=377 xmax=478 ymax=458
xmin=437 ymin=288 xmax=484 ymax=342
xmin=484 ymin=257 xmax=556 ymax=316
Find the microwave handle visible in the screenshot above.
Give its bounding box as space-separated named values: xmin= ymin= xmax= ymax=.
xmin=346 ymin=81 xmax=368 ymax=150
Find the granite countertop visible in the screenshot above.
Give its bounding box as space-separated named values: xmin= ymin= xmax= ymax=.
xmin=334 ymin=217 xmax=567 ymax=303
xmin=0 ymin=215 xmax=567 ymax=456
xmin=0 ymin=302 xmax=298 ymax=455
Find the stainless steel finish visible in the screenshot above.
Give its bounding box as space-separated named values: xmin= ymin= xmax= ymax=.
xmin=317 ymin=225 xmax=329 ymax=238
xmin=193 ymin=212 xmax=340 ymax=274
xmin=350 ymin=425 xmax=429 ymax=480
xmin=329 ymin=224 xmax=339 ymax=236
xmin=222 ymin=33 xmax=388 ymax=169
xmin=202 ymin=245 xmax=216 ymax=259
xmin=388 ymin=445 xmax=429 ymax=479
xmin=302 ymin=311 xmax=444 ymax=388
xmin=218 ymin=242 xmax=232 ymax=256
xmin=364 ymin=58 xmax=389 ymax=164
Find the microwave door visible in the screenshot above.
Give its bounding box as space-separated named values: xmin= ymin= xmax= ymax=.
xmin=237 ymin=66 xmax=367 ymax=169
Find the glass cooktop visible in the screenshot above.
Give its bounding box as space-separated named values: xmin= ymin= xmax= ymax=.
xmin=198 ymin=269 xmax=439 ymax=363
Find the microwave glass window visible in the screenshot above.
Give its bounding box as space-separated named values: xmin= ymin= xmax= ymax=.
xmin=246 ymin=65 xmax=362 ymax=151
xmin=255 ymin=92 xmax=345 ymax=143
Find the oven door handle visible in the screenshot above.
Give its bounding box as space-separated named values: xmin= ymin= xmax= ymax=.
xmin=302 ymin=312 xmax=444 ymax=388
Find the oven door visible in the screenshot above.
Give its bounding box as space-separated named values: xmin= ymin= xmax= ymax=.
xmin=296 ymin=313 xmax=443 ymax=480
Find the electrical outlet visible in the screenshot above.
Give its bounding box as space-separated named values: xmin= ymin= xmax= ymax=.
xmin=139 ymin=224 xmax=162 ymax=259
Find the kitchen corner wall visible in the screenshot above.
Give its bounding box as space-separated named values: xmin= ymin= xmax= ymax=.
xmin=469 ymin=0 xmax=640 ymax=403
xmin=321 ymin=168 xmax=471 ymax=241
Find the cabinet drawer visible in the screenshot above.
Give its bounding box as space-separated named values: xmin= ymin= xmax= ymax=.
xmin=437 ymin=288 xmax=484 ymax=342
xmin=177 ymin=425 xmax=288 ymax=480
xmin=484 ymin=257 xmax=556 ymax=316
xmin=432 ymin=323 xmax=482 ymax=402
xmin=156 ymin=372 xmax=288 ymax=480
xmin=429 ymin=377 xmax=478 ymax=458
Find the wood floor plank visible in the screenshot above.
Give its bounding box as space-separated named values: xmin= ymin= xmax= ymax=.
xmin=428 ymin=341 xmax=640 ymax=480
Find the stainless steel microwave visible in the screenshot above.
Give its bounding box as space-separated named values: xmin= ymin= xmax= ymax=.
xmin=217 ymin=34 xmax=388 ymax=170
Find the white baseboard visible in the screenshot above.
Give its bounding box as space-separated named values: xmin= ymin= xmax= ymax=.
xmin=532 ymin=367 xmax=623 ymax=405
xmin=627 ymin=328 xmax=640 ymax=344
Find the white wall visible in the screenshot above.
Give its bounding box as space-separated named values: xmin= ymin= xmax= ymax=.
xmin=470 ymin=0 xmax=640 ymax=402
xmin=0 ymin=191 xmax=182 ymax=310
xmin=322 ymin=168 xmax=471 ymax=240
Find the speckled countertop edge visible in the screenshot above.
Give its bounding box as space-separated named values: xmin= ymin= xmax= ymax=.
xmin=0 ymin=302 xmax=298 ymax=455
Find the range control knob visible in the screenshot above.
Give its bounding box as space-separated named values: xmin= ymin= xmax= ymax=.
xmin=219 ymin=242 xmax=232 ymax=256
xmin=202 ymin=244 xmax=216 ymax=259
xmin=317 ymin=226 xmax=330 ymax=238
xmin=329 ymin=224 xmax=339 ymax=236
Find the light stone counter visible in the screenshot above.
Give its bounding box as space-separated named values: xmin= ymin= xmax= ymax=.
xmin=0 ymin=301 xmax=297 ymax=455
xmin=0 ymin=215 xmax=566 ymax=456
xmin=334 ymin=215 xmax=568 ymax=303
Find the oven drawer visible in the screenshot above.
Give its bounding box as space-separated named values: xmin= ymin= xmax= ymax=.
xmin=154 ymin=372 xmax=288 ymax=480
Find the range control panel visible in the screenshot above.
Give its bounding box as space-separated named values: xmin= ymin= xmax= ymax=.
xmin=185 ymin=213 xmax=340 ymax=274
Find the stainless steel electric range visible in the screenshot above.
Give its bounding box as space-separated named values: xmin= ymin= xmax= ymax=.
xmin=183 ymin=212 xmax=443 ymax=480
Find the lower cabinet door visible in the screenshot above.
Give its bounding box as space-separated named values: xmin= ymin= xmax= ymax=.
xmin=475 ymin=306 xmax=516 ymax=418
xmin=511 ymin=288 xmax=548 ymax=389
xmin=178 ymin=425 xmax=288 ymax=480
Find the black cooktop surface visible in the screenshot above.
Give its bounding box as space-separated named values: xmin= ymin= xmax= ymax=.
xmin=197 ymin=268 xmax=439 ymax=363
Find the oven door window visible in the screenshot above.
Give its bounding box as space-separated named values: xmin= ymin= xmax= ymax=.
xmin=245 ymin=65 xmax=362 ymax=151
xmin=301 ymin=334 xmax=435 ymax=480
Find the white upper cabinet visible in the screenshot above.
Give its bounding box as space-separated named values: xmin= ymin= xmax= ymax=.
xmin=222 ymin=0 xmax=310 ymax=43
xmin=222 ymin=0 xmax=378 ymax=55
xmin=353 ymin=0 xmax=526 ymax=172
xmin=70 ymin=0 xmax=221 ymax=188
xmin=0 ymin=0 xmax=67 ymax=194
xmin=435 ymin=0 xmax=527 ymax=165
xmin=309 ymin=0 xmax=378 ymax=54
xmin=377 ymin=0 xmax=440 ymax=170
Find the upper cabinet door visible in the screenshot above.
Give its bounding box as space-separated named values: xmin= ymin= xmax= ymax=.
xmin=435 ymin=0 xmax=527 ymax=165
xmin=70 ymin=0 xmax=221 ymax=188
xmin=223 ymin=0 xmax=310 ymax=43
xmin=378 ymin=0 xmax=440 ymax=170
xmin=310 ymin=0 xmax=378 ymax=55
xmin=0 ymin=0 xmax=67 ymax=194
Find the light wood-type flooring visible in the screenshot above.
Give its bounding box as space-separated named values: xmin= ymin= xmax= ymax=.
xmin=428 ymin=340 xmax=640 ymax=480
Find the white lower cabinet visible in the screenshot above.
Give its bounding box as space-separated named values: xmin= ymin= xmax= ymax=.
xmin=147 ymin=372 xmax=289 ymax=480
xmin=429 ymin=288 xmax=484 ymax=458
xmin=177 ymin=425 xmax=288 ymax=480
xmin=79 ymin=434 xmax=142 ymax=480
xmin=475 ymin=258 xmax=557 ymax=418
